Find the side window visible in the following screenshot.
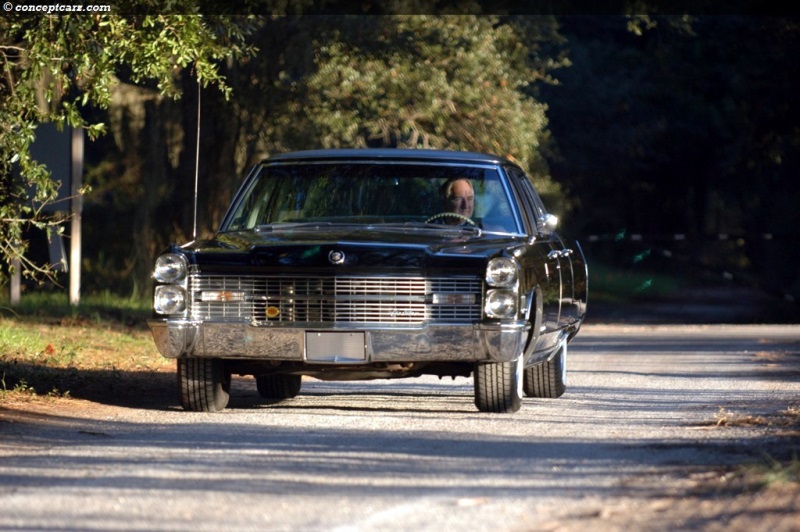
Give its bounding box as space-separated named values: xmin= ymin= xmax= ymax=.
xmin=505 ymin=166 xmax=546 ymax=235
xmin=524 ymin=180 xmax=548 ymax=221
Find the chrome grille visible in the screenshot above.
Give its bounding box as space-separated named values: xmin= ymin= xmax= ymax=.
xmin=189 ymin=276 xmax=483 ymax=324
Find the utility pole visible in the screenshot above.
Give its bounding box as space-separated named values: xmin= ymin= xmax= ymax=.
xmin=70 ymin=127 xmax=83 ymax=306
xmin=10 ymin=258 xmax=21 ymax=305
xmin=6 ymin=124 xmax=82 ymax=306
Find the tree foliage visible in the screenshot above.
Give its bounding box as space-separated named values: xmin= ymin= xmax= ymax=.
xmin=306 ymin=17 xmax=548 ymax=164
xmin=2 ymin=13 xmax=568 ymax=296
xmin=0 ymin=7 xmax=255 ymax=285
xmin=74 ymin=15 xmax=568 ymax=296
xmin=224 ymin=15 xmax=566 ymax=181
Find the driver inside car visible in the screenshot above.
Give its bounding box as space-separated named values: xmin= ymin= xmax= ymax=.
xmin=431 ymin=178 xmax=475 ymax=225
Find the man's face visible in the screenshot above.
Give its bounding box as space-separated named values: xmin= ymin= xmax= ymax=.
xmin=448 ymin=180 xmax=474 ymax=219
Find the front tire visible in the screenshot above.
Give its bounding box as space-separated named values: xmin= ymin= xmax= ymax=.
xmin=256 ymin=374 xmax=302 ymax=401
xmin=524 ymin=340 xmax=567 ymax=398
xmin=473 ymin=355 xmax=523 ymax=413
xmin=177 ymin=358 xmax=230 ymax=412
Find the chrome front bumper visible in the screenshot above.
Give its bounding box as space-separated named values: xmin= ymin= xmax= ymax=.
xmin=148 ymin=319 xmax=531 ymax=364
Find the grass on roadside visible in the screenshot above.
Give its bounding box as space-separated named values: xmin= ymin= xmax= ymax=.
xmin=0 ymin=290 xmax=152 ymax=327
xmin=738 ymin=453 xmax=800 ymax=490
xmin=588 ymin=261 xmax=689 ymax=304
xmin=0 ymin=292 xmax=169 ymax=402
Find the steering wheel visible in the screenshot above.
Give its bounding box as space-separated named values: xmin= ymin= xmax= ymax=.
xmin=425 ymin=212 xmax=477 ymax=226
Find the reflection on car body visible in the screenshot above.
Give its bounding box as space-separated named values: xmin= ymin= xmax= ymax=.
xmin=148 ymin=149 xmax=588 ymax=413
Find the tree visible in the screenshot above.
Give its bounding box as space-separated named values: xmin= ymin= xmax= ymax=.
xmin=107 ymin=14 xmax=569 ymax=273
xmin=218 ymin=15 xmax=569 ymax=228
xmin=304 ymin=16 xmax=560 ymax=185
xmin=0 ymin=6 xmax=255 ymax=287
xmin=3 ymin=13 xmax=568 ymax=296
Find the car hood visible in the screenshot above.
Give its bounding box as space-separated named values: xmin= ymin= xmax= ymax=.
xmin=178 ymin=226 xmax=527 ymax=275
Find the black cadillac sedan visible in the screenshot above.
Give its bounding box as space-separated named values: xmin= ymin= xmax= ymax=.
xmin=148 ymin=149 xmax=587 ymax=413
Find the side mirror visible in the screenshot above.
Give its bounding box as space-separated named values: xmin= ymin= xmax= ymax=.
xmin=538 ymin=214 xmax=558 ymax=236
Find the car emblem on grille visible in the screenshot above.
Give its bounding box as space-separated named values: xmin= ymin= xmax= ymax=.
xmin=328 ymin=250 xmax=345 ymax=265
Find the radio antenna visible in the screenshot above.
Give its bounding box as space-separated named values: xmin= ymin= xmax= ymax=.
xmin=192 ymin=78 xmax=201 ymax=241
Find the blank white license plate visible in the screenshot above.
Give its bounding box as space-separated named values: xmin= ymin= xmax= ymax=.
xmin=305 ymin=332 xmax=366 ymax=363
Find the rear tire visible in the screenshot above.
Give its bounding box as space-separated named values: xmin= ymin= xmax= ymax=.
xmin=256 ymin=374 xmax=302 ymax=400
xmin=524 ymin=340 xmax=567 ymax=398
xmin=473 ymin=355 xmax=523 ymax=413
xmin=178 ymin=358 xmax=230 ymax=412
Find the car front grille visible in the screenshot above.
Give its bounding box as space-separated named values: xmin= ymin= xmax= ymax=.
xmin=189 ymin=276 xmax=483 ymax=324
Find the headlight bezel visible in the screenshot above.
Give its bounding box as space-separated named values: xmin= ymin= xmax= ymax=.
xmin=153 ymin=253 xmax=188 ymax=283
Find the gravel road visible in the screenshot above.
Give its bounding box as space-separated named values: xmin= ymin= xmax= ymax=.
xmin=1 ymin=324 xmax=799 ymax=531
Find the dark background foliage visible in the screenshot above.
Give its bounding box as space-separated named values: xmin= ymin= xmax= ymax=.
xmin=542 ymin=16 xmax=800 ymax=302
xmin=6 ymin=14 xmax=800 ymax=310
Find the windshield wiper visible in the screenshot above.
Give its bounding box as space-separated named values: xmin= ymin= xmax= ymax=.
xmin=254 ymin=222 xmax=357 ymax=233
xmin=254 ymin=221 xmax=482 ymax=238
xmin=382 ymin=222 xmax=483 ymax=238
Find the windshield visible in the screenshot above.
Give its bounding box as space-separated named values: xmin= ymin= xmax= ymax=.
xmin=222 ymin=162 xmax=521 ymax=234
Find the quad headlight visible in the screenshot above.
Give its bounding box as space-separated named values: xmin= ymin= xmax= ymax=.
xmin=154 ymin=285 xmax=186 ymax=314
xmin=485 ymin=257 xmax=518 ymax=288
xmin=153 ymin=253 xmax=188 ymax=315
xmin=484 ymin=257 xmax=520 ymax=319
xmin=485 ymin=289 xmax=518 ymax=319
xmin=153 ymin=253 xmax=188 ymax=283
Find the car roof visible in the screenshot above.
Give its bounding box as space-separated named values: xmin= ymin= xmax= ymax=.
xmin=262 ymin=148 xmax=516 ymax=167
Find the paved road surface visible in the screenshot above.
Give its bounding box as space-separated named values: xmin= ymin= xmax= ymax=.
xmin=1 ymin=324 xmax=798 ymax=530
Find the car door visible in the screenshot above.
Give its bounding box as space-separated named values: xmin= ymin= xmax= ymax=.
xmin=520 ymin=180 xmax=586 ymax=331
xmin=505 ymin=167 xmax=564 ymax=354
xmin=554 ymin=234 xmax=580 ymax=328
